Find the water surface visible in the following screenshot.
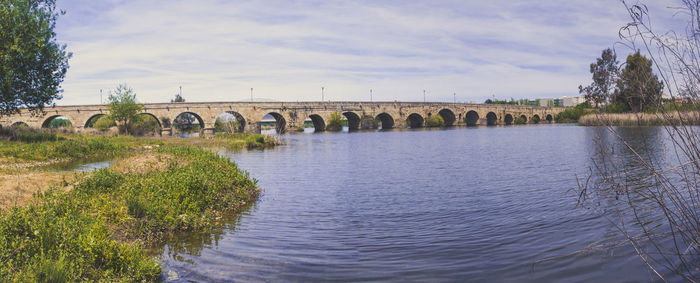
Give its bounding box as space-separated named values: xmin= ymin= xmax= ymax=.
xmin=160 ymin=124 xmax=673 ymax=282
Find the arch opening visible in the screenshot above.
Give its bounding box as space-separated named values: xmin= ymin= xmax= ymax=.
xmin=261 ymin=112 xmax=286 ymax=134
xmin=215 ymin=111 xmax=246 ymax=133
xmin=129 ymin=113 xmax=161 ymax=136
xmin=532 ymin=115 xmax=541 ymax=124
xmin=42 ymin=115 xmax=72 ymax=129
xmin=486 ymin=112 xmax=498 ymax=126
xmin=465 ymin=110 xmax=479 ymax=126
xmin=303 ymin=114 xmax=326 ymax=133
xmin=438 ymin=109 xmax=456 ymax=126
xmin=173 ymin=112 xmax=203 ymax=134
xmin=85 ymin=114 xmax=105 ymax=128
xmin=546 ymin=114 xmax=553 ymax=122
xmin=375 ymin=113 xmax=394 ymax=130
xmin=342 ymin=112 xmax=361 ymax=131
xmin=11 ymin=122 xmax=28 ymax=128
xmin=504 ymin=114 xmax=514 ymax=125
xmin=517 ymin=115 xmax=528 ymax=124
xmin=406 ymin=113 xmax=424 ymax=128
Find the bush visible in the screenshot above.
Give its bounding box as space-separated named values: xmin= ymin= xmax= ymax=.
xmin=326 ymin=112 xmax=344 ymax=131
xmin=160 ymin=117 xmax=171 ymax=128
xmin=555 ymin=102 xmax=594 ymax=123
xmin=0 ymin=146 xmax=260 ymax=281
xmin=514 ymin=117 xmax=526 ymax=124
xmin=94 ymin=116 xmax=116 ymax=131
xmin=127 ymin=115 xmax=161 ymax=136
xmin=425 ymin=114 xmax=445 ymax=127
xmin=215 ymin=119 xmax=241 ymax=133
xmin=0 ymin=127 xmax=62 ymax=143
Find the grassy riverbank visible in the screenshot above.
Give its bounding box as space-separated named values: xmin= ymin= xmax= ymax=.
xmin=578 ymin=111 xmax=700 ymax=126
xmin=0 ymin=128 xmax=274 ymax=281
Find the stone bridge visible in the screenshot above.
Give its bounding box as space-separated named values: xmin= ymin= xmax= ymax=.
xmin=0 ymin=101 xmax=566 ymax=134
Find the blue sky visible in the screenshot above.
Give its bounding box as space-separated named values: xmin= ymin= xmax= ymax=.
xmin=53 ymin=0 xmax=679 ymax=105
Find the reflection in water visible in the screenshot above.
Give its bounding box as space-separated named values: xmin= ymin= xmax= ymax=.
xmin=581 ymin=126 xmax=700 ymax=280
xmin=158 ymin=125 xmax=686 ymax=281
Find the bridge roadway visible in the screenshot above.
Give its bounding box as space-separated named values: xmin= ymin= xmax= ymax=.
xmin=0 ymin=101 xmax=566 ymax=134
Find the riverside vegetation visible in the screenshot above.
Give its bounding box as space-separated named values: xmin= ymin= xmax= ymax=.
xmin=0 ymin=127 xmax=277 ymax=281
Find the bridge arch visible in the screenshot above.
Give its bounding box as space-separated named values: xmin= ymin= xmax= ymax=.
xmin=520 ymin=115 xmax=528 ymax=124
xmin=532 ymin=114 xmax=540 ymax=124
xmin=546 ymin=114 xmax=553 ymax=122
xmin=376 ymin=112 xmax=394 ymax=129
xmin=465 ymin=110 xmax=479 ymax=126
xmin=11 ymin=121 xmax=28 ymax=128
xmin=42 ymin=115 xmax=72 ymax=128
xmin=305 ymin=114 xmax=326 ymax=132
xmin=215 ymin=111 xmax=246 ymax=133
xmin=342 ymin=112 xmax=360 ymax=131
xmin=406 ymin=113 xmax=424 ymax=128
xmin=173 ymin=112 xmax=203 ymax=133
xmin=504 ymin=114 xmax=514 ymax=125
xmin=85 ymin=114 xmax=106 ymax=128
xmin=438 ymin=109 xmax=456 ymax=126
xmin=486 ymin=112 xmax=498 ymax=126
xmin=262 ymin=112 xmax=286 ymax=134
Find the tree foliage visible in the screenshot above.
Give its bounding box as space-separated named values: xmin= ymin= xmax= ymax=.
xmin=171 ymin=93 xmax=185 ymax=102
xmin=580 ymin=48 xmax=618 ymax=107
xmin=106 ymin=84 xmax=143 ymax=135
xmin=613 ymin=51 xmax=664 ymax=112
xmin=0 ymin=0 xmax=71 ymax=117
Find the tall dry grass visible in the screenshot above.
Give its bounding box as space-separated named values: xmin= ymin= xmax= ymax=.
xmin=578 ymin=111 xmax=700 ymax=126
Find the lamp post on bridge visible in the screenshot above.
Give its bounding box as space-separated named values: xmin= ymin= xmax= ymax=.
xmin=370 ymin=89 xmax=373 ymax=102
xmin=321 ymin=87 xmax=325 ymax=102
xmin=423 ymin=89 xmax=426 ymax=103
xmin=251 ymin=88 xmax=253 ymax=102
xmin=100 ymin=89 xmax=103 ymax=105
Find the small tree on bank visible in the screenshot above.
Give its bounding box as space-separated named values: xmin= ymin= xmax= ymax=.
xmin=107 ymin=84 xmax=143 ymax=135
xmin=0 ymin=0 xmax=71 ymax=117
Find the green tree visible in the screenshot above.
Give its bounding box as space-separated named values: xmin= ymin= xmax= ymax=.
xmin=326 ymin=112 xmax=344 ymax=131
xmin=580 ymin=48 xmax=618 ymax=108
xmin=107 ymin=84 xmax=143 ymax=135
xmin=0 ymin=0 xmax=71 ymax=117
xmin=613 ymin=51 xmax=664 ymax=112
xmin=171 ymin=93 xmax=185 ymax=102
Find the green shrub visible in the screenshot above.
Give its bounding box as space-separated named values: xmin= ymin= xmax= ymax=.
xmin=326 ymin=112 xmax=344 ymax=131
xmin=0 ymin=146 xmax=260 ymax=281
xmin=94 ymin=116 xmax=116 ymax=131
xmin=127 ymin=115 xmax=161 ymax=136
xmin=555 ymin=102 xmax=594 ymax=123
xmin=47 ymin=118 xmax=72 ymax=128
xmin=0 ymin=127 xmax=62 ymax=143
xmin=425 ymin=114 xmax=445 ymax=127
xmin=514 ymin=117 xmax=526 ymax=124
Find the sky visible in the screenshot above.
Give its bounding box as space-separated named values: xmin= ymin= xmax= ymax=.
xmin=52 ymin=0 xmax=681 ymax=105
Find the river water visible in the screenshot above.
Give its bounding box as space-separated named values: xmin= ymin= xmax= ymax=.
xmin=158 ymin=124 xmax=677 ymax=282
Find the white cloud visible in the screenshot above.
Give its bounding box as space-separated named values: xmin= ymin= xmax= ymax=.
xmin=53 ymin=0 xmax=682 ymax=105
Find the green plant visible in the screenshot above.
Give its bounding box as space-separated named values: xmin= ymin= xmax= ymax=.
xmin=107 ymin=84 xmax=143 ymax=135
xmin=326 ymin=112 xmax=344 ymax=131
xmin=514 ymin=117 xmax=526 ymax=124
xmin=94 ymin=116 xmax=116 ymax=131
xmin=127 ymin=115 xmax=161 ymax=136
xmin=425 ymin=114 xmax=445 ymax=127
xmin=554 ymin=102 xmax=594 ymax=123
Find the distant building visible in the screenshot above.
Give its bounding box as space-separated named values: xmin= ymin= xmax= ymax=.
xmin=560 ymin=96 xmax=586 ymax=107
